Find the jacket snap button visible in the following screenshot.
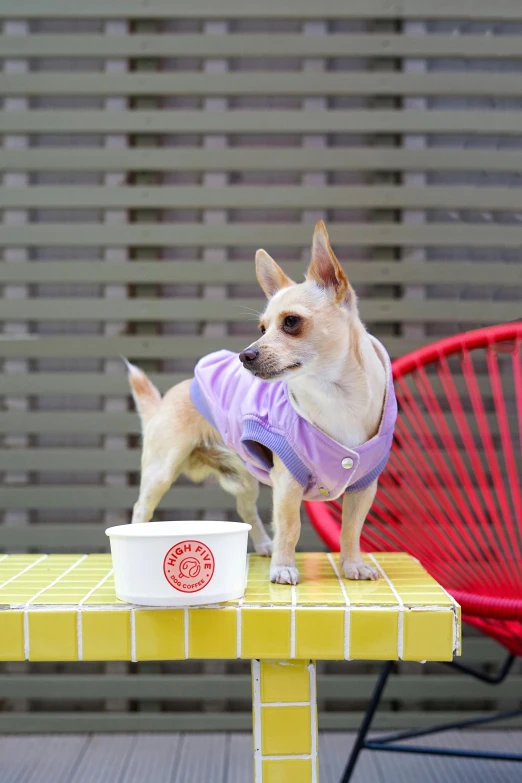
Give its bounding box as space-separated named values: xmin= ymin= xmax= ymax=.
xmin=342 ymin=457 xmax=354 ymax=469
xmin=319 ymin=487 xmax=329 ymax=496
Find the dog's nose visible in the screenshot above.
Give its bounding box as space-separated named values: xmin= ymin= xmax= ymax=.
xmin=239 ymin=347 xmax=259 ymax=365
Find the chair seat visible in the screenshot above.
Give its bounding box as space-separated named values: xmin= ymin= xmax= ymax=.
xmin=452 ymin=592 xmax=522 ymax=622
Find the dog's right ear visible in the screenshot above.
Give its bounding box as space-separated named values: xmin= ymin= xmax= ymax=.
xmin=307 ymin=220 xmax=354 ymax=307
xmin=255 ymin=249 xmax=294 ymax=299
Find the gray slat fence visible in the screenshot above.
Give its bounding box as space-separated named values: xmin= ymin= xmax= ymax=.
xmin=1 ymin=1 xmax=521 ymax=731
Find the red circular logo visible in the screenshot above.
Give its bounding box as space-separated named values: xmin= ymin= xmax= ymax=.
xmin=163 ymin=540 xmax=215 ymax=593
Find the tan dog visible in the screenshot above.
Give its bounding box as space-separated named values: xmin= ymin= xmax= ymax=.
xmin=127 ymin=221 xmax=387 ymax=584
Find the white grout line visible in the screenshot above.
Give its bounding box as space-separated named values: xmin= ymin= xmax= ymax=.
xmin=436 ymin=582 xmax=460 ymax=609
xmin=0 ymin=554 xmax=47 ymax=591
xmin=23 ymin=610 xmax=30 ymax=661
xmin=327 ymin=553 xmax=351 ymax=660
xmin=78 ymin=569 xmax=114 ymax=607
xmin=262 ymin=754 xmax=312 ymax=761
xmin=17 ymin=604 xmax=130 ymax=612
xmin=77 ymin=610 xmax=83 ymax=661
xmin=260 ymin=701 xmax=310 ymax=707
xmin=368 ymin=554 xmax=404 ymax=660
xmin=435 ymin=582 xmax=461 ymax=655
xmin=290 ymin=585 xmax=297 ymax=659
xmin=445 ymin=606 xmax=461 ymax=656
xmin=26 ymin=556 xmax=88 ymax=606
xmin=236 ymin=553 xmax=248 ymax=658
xmin=24 ymin=556 xmax=88 ymax=662
xmin=309 ymin=661 xmax=318 ymax=783
xmin=77 ymin=567 xmax=116 ymax=661
xmin=184 ymin=607 xmax=189 ymax=659
xmin=252 ymin=660 xmax=263 ymax=783
xmin=236 ymin=605 xmax=243 ymax=659
xmin=130 ymin=607 xmax=136 ymax=662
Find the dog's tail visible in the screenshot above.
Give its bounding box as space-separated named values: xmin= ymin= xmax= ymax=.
xmin=123 ymin=357 xmax=162 ymax=426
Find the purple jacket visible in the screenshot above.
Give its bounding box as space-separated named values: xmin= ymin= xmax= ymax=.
xmin=190 ymin=339 xmax=397 ymax=502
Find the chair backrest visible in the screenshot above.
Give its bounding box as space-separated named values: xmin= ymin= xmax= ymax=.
xmin=306 ymin=323 xmax=522 ymax=651
xmin=366 ymin=323 xmax=521 ymax=593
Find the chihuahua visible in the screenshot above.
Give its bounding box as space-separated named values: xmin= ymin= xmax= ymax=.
xmin=127 ymin=221 xmax=396 ymax=584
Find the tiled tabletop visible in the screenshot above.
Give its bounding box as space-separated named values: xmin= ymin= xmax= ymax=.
xmin=0 ymin=552 xmax=460 ymax=663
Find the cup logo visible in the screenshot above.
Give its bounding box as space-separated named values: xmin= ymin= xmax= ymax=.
xmin=163 ymin=540 xmax=215 ymax=593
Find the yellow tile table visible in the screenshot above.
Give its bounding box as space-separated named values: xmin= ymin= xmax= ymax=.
xmin=0 ymin=551 xmax=460 ymax=783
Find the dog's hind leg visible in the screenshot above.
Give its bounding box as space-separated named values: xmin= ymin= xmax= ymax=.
xmin=131 ymin=439 xmax=193 ymax=525
xmin=235 ymin=473 xmax=273 ymax=557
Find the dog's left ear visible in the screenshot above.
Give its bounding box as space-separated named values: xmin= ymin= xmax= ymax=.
xmin=307 ymin=221 xmax=354 ymax=307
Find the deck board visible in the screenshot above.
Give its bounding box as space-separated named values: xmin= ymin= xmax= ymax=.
xmin=0 ymin=732 xmax=520 ymax=782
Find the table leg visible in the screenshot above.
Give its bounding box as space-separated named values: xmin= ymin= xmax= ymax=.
xmin=251 ymin=659 xmax=319 ymax=782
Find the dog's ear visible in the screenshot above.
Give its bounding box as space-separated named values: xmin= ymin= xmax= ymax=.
xmin=255 ymin=249 xmax=294 ymax=299
xmin=307 ymin=221 xmax=354 ymax=307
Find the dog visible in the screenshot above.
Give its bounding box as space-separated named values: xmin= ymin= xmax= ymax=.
xmin=126 ymin=221 xmax=397 ymax=585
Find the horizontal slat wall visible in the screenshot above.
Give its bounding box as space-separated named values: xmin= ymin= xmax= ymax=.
xmin=1 ymin=4 xmax=521 ymax=732
xmin=1 ymin=637 xmax=521 ymax=734
xmin=0 ymin=638 xmax=521 ymax=733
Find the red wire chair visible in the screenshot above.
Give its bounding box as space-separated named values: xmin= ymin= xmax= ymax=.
xmin=305 ymin=322 xmax=522 ymax=778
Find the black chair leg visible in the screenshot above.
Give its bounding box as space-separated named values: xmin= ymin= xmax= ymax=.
xmin=340 ymin=661 xmax=394 ymax=783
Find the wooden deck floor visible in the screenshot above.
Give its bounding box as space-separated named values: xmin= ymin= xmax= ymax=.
xmin=0 ymin=732 xmax=520 ymax=782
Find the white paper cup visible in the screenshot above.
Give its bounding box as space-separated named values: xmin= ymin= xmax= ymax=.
xmin=105 ymin=521 xmax=251 ymax=606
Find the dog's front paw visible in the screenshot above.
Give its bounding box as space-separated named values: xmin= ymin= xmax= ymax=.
xmin=254 ymin=537 xmax=273 ymax=557
xmin=270 ymin=564 xmax=300 ymax=585
xmin=341 ymin=559 xmax=379 ymax=581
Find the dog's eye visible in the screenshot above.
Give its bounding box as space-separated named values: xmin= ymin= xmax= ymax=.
xmin=283 ymin=315 xmax=301 ymax=332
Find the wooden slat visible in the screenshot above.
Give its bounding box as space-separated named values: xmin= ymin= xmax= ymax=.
xmin=0 ymin=513 xmax=473 ymax=560
xmin=1 ymin=34 xmax=522 ymax=59
xmin=2 ymin=223 xmax=522 ymax=247
xmin=0 ymin=336 xmax=430 ymax=360
xmin=0 ymin=486 xmax=271 ymax=509
xmin=0 ymin=711 xmax=520 ymax=734
xmin=0 ymin=260 xmax=520 ymax=286
xmin=0 ymin=444 xmax=493 ymax=471
xmin=3 ymin=0 xmax=522 ymax=22
xmin=4 ymin=185 xmax=522 ymax=211
xmin=0 ymin=374 xmax=186 ymax=396
xmin=2 ymin=148 xmax=522 ymax=174
xmin=3 ymin=110 xmax=522 ymax=135
xmin=0 ymin=518 xmax=502 ymax=554
xmin=0 ymin=337 xmax=241 ymax=360
xmin=0 ymin=523 xmax=133 ymax=550
xmin=0 ymin=450 xmax=141 ymax=471
xmin=1 ymin=369 xmax=507 ymax=399
xmin=0 ymin=521 xmax=323 ymax=551
xmin=0 ymin=298 xmax=517 ymax=323
xmin=0 ymin=411 xmax=513 ymax=436
xmin=0 ymin=674 xmax=518 ymax=702
xmin=0 ymin=373 xmax=504 ymax=397
xmin=6 ymin=72 xmax=522 ymax=97
xmin=0 ymin=413 xmax=143 ymax=435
